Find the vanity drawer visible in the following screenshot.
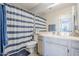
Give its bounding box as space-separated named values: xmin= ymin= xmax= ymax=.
xmin=71 ymin=40 xmax=79 ymax=49
xmin=44 ymin=37 xmax=69 ymax=46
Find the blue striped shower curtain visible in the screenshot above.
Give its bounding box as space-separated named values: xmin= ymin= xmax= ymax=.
xmin=0 ymin=4 xmax=7 ymax=56
xmin=35 ymin=16 xmax=47 ymax=33
xmin=4 ymin=4 xmax=34 ymax=56
xmin=0 ymin=3 xmax=47 ymax=56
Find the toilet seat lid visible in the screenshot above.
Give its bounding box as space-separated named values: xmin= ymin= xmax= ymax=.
xmin=26 ymin=41 xmax=37 ymax=45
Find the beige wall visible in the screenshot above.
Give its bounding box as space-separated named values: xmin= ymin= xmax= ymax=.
xmin=43 ymin=5 xmax=76 ymax=32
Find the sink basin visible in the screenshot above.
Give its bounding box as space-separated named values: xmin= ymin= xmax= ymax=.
xmin=52 ymin=32 xmax=70 ymax=36
xmin=70 ymin=33 xmax=79 ymax=37
xmin=52 ymin=32 xmax=79 ymax=37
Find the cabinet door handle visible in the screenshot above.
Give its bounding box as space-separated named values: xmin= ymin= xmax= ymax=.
xmin=67 ymin=49 xmax=69 ymax=53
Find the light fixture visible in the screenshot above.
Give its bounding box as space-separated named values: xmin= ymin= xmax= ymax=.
xmin=47 ymin=3 xmax=61 ymax=9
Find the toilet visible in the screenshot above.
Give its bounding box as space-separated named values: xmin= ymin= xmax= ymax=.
xmin=26 ymin=41 xmax=37 ymax=55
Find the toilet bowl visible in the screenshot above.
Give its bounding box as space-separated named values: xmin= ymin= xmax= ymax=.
xmin=26 ymin=41 xmax=37 ymax=55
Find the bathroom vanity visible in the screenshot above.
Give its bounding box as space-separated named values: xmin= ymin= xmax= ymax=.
xmin=37 ymin=32 xmax=79 ymax=56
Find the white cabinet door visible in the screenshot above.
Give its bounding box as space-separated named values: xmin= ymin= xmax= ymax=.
xmin=44 ymin=41 xmax=68 ymax=56
xmin=70 ymin=48 xmax=79 ymax=56
xmin=70 ymin=40 xmax=79 ymax=56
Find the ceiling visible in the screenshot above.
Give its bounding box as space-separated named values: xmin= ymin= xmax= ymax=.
xmin=9 ymin=3 xmax=39 ymax=10
xmin=9 ymin=3 xmax=76 ymax=16
xmin=9 ymin=3 xmax=53 ymax=14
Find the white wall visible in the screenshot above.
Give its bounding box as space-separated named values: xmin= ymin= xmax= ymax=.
xmin=43 ymin=4 xmax=76 ymax=32
xmin=76 ymin=4 xmax=79 ymax=30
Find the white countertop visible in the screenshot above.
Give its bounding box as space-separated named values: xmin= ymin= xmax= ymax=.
xmin=37 ymin=32 xmax=79 ymax=41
